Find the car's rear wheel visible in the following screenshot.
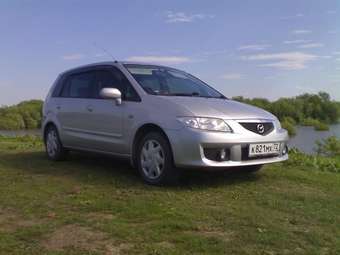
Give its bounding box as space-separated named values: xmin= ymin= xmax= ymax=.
xmin=136 ymin=132 xmax=179 ymax=185
xmin=44 ymin=125 xmax=68 ymax=161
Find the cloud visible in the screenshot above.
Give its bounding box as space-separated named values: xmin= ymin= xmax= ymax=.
xmin=328 ymin=30 xmax=337 ymax=34
xmin=292 ymin=30 xmax=312 ymax=34
xmin=283 ymin=39 xmax=311 ymax=44
xmin=333 ymin=52 xmax=340 ymax=55
xmin=238 ymin=44 xmax=271 ymax=51
xmin=165 ymin=11 xmax=214 ymax=23
xmin=126 ymin=55 xmax=191 ymax=64
xmin=242 ymin=52 xmax=318 ymax=70
xmin=220 ymin=73 xmax=243 ymax=80
xmin=298 ymin=43 xmax=324 ymax=49
xmin=62 ymin=54 xmax=85 ymax=60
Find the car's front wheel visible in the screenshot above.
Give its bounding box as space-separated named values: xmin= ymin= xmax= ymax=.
xmin=44 ymin=125 xmax=68 ymax=161
xmin=136 ymin=132 xmax=179 ymax=185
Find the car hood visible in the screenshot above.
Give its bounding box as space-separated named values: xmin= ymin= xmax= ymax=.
xmin=161 ymin=97 xmax=276 ymax=120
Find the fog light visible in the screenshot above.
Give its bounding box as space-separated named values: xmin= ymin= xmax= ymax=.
xmin=220 ymin=149 xmax=226 ymax=160
xmin=203 ymin=148 xmax=230 ymax=161
xmin=282 ymin=145 xmax=288 ymax=155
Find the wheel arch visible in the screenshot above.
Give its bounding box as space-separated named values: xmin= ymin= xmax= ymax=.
xmin=131 ymin=123 xmax=173 ymax=168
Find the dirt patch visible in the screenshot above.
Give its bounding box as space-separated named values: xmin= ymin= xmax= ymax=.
xmin=41 ymin=224 xmax=132 ymax=254
xmin=87 ymin=212 xmax=117 ymax=221
xmin=192 ymin=226 xmax=234 ymax=242
xmin=0 ymin=207 xmax=42 ymax=232
xmin=105 ymin=243 xmax=134 ymax=255
xmin=199 ymin=230 xmax=234 ymax=241
xmin=156 ymin=241 xmax=175 ymax=249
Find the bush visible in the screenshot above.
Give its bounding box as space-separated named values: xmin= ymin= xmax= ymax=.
xmin=0 ymin=114 xmax=25 ymax=130
xmin=282 ymin=116 xmax=296 ymax=126
xmin=314 ymin=122 xmax=329 ymax=131
xmin=301 ymin=118 xmax=329 ymax=131
xmin=315 ymin=136 xmax=340 ymax=157
xmin=301 ymin=117 xmax=318 ymax=126
xmin=0 ymin=100 xmax=43 ymax=130
xmin=285 ymin=148 xmax=340 ymax=173
xmin=281 ymin=119 xmax=296 ymax=136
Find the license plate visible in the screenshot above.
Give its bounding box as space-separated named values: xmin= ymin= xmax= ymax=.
xmin=249 ymin=143 xmax=280 ymax=157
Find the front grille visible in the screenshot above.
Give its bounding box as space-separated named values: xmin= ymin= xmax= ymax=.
xmin=239 ymin=122 xmax=274 ymax=136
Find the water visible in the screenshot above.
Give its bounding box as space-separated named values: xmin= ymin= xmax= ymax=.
xmin=0 ymin=125 xmax=340 ymax=154
xmin=289 ymin=124 xmax=340 ymax=154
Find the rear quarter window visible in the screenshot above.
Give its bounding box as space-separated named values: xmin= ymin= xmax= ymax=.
xmin=51 ymin=75 xmax=65 ymax=97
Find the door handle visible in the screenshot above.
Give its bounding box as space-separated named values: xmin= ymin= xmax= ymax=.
xmin=86 ymin=105 xmax=94 ymax=112
xmin=56 ymin=105 xmax=61 ymax=110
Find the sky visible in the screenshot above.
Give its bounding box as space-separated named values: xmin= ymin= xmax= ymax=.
xmin=0 ymin=0 xmax=339 ymax=105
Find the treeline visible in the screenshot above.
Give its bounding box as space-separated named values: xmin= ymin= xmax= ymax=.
xmin=0 ymin=92 xmax=339 ymax=132
xmin=233 ymin=92 xmax=340 ymax=135
xmin=0 ymin=100 xmax=43 ymax=130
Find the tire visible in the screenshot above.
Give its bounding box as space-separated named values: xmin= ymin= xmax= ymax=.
xmin=136 ymin=132 xmax=180 ymax=185
xmin=44 ymin=125 xmax=68 ymax=161
xmin=241 ymin=164 xmax=263 ymax=173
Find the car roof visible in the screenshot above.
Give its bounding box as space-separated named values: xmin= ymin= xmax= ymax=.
xmin=59 ymin=61 xmax=175 ymax=76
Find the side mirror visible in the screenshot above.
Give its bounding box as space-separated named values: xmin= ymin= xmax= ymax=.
xmin=99 ymin=88 xmax=122 ymax=105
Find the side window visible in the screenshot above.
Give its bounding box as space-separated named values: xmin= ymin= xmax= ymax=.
xmin=60 ymin=72 xmax=95 ymax=98
xmin=95 ymin=68 xmax=140 ymax=101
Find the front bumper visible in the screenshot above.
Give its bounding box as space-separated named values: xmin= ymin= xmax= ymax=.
xmin=166 ymin=120 xmax=289 ymax=169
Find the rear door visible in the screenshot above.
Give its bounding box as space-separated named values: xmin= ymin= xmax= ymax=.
xmin=55 ymin=71 xmax=96 ymax=148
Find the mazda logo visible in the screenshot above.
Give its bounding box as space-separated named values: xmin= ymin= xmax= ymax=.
xmin=257 ymin=124 xmax=265 ymax=134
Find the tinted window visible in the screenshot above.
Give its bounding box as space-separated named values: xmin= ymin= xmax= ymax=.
xmin=95 ymin=68 xmax=140 ymax=101
xmin=60 ymin=72 xmax=95 ymax=98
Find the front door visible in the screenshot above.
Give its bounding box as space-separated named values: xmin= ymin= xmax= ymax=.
xmin=80 ymin=67 xmax=139 ymax=154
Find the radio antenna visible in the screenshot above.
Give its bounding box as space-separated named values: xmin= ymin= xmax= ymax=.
xmin=92 ymin=42 xmax=117 ymax=62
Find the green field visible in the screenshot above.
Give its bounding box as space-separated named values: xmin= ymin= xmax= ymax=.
xmin=0 ymin=137 xmax=339 ymax=255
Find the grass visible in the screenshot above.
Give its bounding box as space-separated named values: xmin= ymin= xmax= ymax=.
xmin=301 ymin=118 xmax=330 ymax=131
xmin=0 ymin=136 xmax=340 ymax=254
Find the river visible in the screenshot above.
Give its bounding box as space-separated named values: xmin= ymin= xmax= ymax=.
xmin=1 ymin=125 xmax=340 ymax=154
xmin=288 ymin=124 xmax=340 ymax=154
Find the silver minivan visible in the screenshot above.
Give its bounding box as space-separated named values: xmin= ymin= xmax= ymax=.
xmin=43 ymin=61 xmax=288 ymax=185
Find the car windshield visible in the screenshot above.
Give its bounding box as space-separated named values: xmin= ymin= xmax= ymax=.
xmin=124 ymin=64 xmax=225 ymax=99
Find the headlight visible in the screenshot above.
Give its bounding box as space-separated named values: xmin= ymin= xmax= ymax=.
xmin=177 ymin=117 xmax=233 ymax=132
